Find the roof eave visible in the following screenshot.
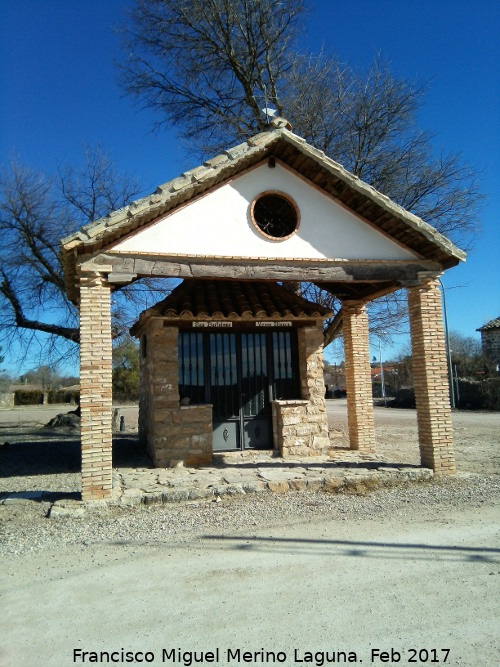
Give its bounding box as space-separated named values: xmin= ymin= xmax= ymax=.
xmin=60 ymin=125 xmax=466 ymax=300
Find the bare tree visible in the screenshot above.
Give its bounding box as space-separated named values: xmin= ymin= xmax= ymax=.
xmin=119 ymin=0 xmax=304 ymax=154
xmin=119 ymin=1 xmax=483 ymax=348
xmin=302 ymin=282 xmax=409 ymax=347
xmin=120 ymin=2 xmax=482 ymax=245
xmin=0 ymin=147 xmax=142 ymax=367
xmin=283 ymin=53 xmax=482 ymax=246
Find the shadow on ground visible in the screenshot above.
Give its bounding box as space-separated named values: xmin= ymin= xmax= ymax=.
xmin=194 ymin=534 xmax=500 ymax=564
xmin=0 ymin=431 xmax=149 ymax=478
xmin=0 ymin=430 xmax=150 ymax=502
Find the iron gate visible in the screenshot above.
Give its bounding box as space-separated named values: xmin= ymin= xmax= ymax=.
xmin=178 ymin=329 xmax=300 ymax=451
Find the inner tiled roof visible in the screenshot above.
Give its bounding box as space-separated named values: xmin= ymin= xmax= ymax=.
xmin=131 ymin=280 xmax=332 ymax=334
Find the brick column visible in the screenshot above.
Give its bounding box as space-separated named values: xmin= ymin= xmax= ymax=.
xmin=342 ymin=301 xmax=376 ymax=453
xmin=79 ymin=272 xmax=113 ymax=499
xmin=407 ymin=279 xmax=455 ymax=474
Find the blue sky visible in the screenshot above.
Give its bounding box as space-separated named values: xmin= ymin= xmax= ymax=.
xmin=1 ymin=0 xmax=499 ymax=373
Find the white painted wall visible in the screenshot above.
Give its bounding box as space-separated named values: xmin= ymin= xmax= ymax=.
xmin=112 ymin=164 xmax=417 ymax=261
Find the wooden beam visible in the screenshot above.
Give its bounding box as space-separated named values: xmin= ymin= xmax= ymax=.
xmin=316 ymin=280 xmax=399 ymax=301
xmin=323 ymin=309 xmax=343 ymax=346
xmin=107 ymin=272 xmax=138 ymax=284
xmin=86 ymin=252 xmax=442 ymax=285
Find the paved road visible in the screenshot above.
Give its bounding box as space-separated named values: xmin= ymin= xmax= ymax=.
xmin=0 ymin=404 xmax=138 ymax=430
xmin=3 ymin=399 xmax=498 ymax=430
xmin=2 ymin=499 xmax=498 ymax=667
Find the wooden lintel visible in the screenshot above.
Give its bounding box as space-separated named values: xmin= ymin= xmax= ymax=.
xmin=108 ymin=272 xmax=138 ymax=284
xmin=92 ymin=252 xmax=442 ymax=285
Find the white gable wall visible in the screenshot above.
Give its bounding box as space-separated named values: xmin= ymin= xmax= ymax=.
xmin=112 ymin=164 xmax=418 ymax=261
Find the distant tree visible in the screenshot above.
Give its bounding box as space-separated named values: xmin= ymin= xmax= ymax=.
xmin=394 ymin=331 xmax=486 ymax=389
xmin=323 ymin=362 xmax=345 ymax=388
xmin=0 ymin=146 xmax=143 ymax=367
xmin=22 ymin=365 xmax=58 ymax=390
xmin=112 ymin=336 xmax=140 ymax=400
xmin=0 ymin=374 xmax=9 ymax=393
xmin=59 ymin=375 xmax=80 ymax=388
xmin=0 ymin=344 xmax=9 ymax=392
xmin=449 ymin=331 xmax=482 ymax=359
xmin=448 ymin=331 xmax=484 ymax=379
xmin=397 ymin=354 xmax=415 ymax=387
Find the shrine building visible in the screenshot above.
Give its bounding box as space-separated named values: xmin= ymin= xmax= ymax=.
xmin=60 ymin=118 xmax=465 ymax=500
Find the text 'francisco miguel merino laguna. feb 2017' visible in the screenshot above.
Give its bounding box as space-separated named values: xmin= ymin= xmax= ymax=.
xmin=73 ymin=646 xmax=452 ymax=665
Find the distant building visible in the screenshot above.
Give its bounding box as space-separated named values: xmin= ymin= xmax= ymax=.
xmin=477 ymin=317 xmax=500 ymax=370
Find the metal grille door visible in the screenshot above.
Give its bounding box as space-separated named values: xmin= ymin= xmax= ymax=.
xmin=210 ymin=333 xmax=240 ymax=450
xmin=178 ymin=330 xmax=300 ymax=451
xmin=240 ymin=333 xmax=270 ymax=449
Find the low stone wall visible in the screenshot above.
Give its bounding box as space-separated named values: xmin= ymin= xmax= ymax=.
xmin=149 ymin=404 xmax=212 ymax=467
xmin=272 ymin=399 xmax=330 ymax=457
xmin=272 ymin=324 xmax=330 ymax=457
xmin=0 ymin=392 xmax=14 ymax=409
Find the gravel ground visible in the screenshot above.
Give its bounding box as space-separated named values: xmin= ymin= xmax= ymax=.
xmin=1 ymin=402 xmax=499 ymax=559
xmin=1 ymin=405 xmax=499 ymax=667
xmin=1 ymin=471 xmax=499 ymax=558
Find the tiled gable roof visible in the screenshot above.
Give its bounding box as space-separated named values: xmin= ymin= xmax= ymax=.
xmin=60 ymin=119 xmax=466 ymax=303
xmin=130 ymin=280 xmax=332 ymax=335
xmin=477 ymin=317 xmax=500 ymax=331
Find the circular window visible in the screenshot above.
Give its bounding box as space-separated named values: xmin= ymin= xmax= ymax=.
xmin=250 ymin=192 xmax=299 ymax=240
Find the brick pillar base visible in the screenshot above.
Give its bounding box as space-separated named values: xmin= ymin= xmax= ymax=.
xmin=408 ymin=279 xmax=455 ymax=475
xmin=79 ymin=272 xmax=113 ymax=499
xmin=343 ymin=301 xmax=375 ymax=453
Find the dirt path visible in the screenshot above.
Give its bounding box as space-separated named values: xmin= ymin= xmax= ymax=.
xmin=1 ymin=403 xmax=499 ymax=667
xmin=327 ymin=400 xmax=500 ymax=474
xmin=1 ymin=497 xmax=498 ymax=667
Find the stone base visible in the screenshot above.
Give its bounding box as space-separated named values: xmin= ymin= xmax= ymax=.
xmin=272 ymin=399 xmax=330 ymax=457
xmin=148 ymin=404 xmax=213 ymax=468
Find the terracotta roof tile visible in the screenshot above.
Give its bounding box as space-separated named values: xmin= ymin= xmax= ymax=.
xmin=477 ymin=316 xmax=500 ymax=331
xmin=130 ymin=280 xmax=332 ymax=335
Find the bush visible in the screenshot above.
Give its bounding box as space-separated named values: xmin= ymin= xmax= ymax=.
xmin=47 ymin=389 xmax=80 ymax=405
xmin=457 ymin=378 xmax=500 ymax=410
xmin=389 ymin=380 xmax=500 ymax=411
xmin=483 ymin=378 xmax=500 ymax=410
xmin=14 ymin=390 xmax=44 ymax=405
xmin=390 ymin=387 xmax=416 ymax=408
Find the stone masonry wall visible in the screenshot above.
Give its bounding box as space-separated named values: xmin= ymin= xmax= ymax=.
xmin=408 ymin=279 xmax=455 ymax=474
xmin=0 ymin=393 xmax=14 ymax=408
xmin=79 ymin=272 xmax=113 ymax=500
xmin=139 ymin=321 xmax=212 ymax=467
xmin=159 ymin=404 xmax=212 ymax=467
xmin=272 ymin=325 xmax=330 ymax=457
xmin=481 ymin=328 xmax=500 ymax=366
xmin=138 ymin=333 xmax=150 ymax=448
xmin=342 ymin=301 xmax=376 ymax=453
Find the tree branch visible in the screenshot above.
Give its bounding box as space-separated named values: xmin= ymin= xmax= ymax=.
xmin=1 ymin=270 xmax=79 ymax=343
